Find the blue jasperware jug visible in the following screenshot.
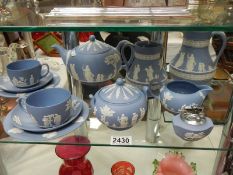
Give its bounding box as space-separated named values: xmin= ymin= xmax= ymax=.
xmin=169 ymin=31 xmax=226 ymax=84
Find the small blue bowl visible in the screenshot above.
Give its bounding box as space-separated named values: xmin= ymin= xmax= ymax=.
xmin=25 ymin=88 xmax=72 ymax=128
xmin=7 ymin=59 xmax=49 ymax=88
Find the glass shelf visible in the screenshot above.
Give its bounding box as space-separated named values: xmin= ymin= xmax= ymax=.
xmin=0 ymin=107 xmax=232 ymax=151
xmin=0 ymin=2 xmax=233 ymax=31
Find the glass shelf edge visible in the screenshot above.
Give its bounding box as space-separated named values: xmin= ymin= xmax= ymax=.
xmin=0 ymin=140 xmax=232 ymax=152
xmin=0 ymin=26 xmax=233 ymax=32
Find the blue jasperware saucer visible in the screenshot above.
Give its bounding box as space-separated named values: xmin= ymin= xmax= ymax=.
xmin=0 ymin=72 xmax=53 ymax=93
xmin=0 ymin=72 xmax=60 ymax=98
xmin=11 ymin=95 xmax=83 ymax=133
xmin=3 ymin=99 xmax=89 ymax=141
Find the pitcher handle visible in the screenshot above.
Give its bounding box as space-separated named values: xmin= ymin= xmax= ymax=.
xmin=120 ymin=42 xmax=135 ymax=71
xmin=212 ymin=31 xmax=227 ymax=65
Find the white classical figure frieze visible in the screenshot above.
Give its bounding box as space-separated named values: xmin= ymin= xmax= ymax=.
xmin=174 ymin=52 xmax=185 ymax=68
xmin=140 ymin=108 xmax=146 ymax=120
xmin=132 ymin=64 xmax=140 ymax=81
xmin=12 ymin=76 xmax=28 ymax=87
xmin=96 ymin=74 xmax=105 ymax=82
xmin=29 ymin=75 xmax=35 ymax=85
xmin=131 ymin=113 xmax=139 ymax=125
xmin=12 ymin=115 xmax=22 ymax=126
xmin=82 ymin=65 xmax=95 ymax=82
xmin=42 ymin=132 xmax=57 ymax=139
xmin=198 ymin=63 xmax=206 ymax=72
xmin=117 ymin=114 xmax=129 ymax=128
xmin=100 ymin=105 xmax=115 ymax=124
xmin=8 ymin=128 xmax=24 ymax=134
xmin=184 ymin=132 xmax=206 ymax=141
xmin=185 ymin=54 xmax=196 ymax=72
xmin=65 ymin=99 xmax=73 ymax=111
xmin=42 ymin=114 xmax=62 ymax=127
xmin=145 ymin=65 xmax=154 ymax=82
xmin=70 ymin=64 xmax=79 ymax=80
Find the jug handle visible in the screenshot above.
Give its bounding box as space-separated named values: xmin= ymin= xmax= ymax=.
xmin=120 ymin=42 xmax=135 ymax=71
xmin=211 ymin=32 xmax=227 ymax=65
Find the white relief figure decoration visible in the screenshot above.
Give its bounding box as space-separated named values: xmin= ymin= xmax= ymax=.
xmin=42 ymin=114 xmax=62 ymax=127
xmin=198 ymin=63 xmax=206 ymax=72
xmin=100 ymin=105 xmax=115 ymax=125
xmin=131 ymin=113 xmax=139 ymax=125
xmin=133 ymin=64 xmax=140 ymax=81
xmin=139 ymin=108 xmax=146 ymax=120
xmin=65 ymin=99 xmax=73 ymax=111
xmin=12 ymin=115 xmax=22 ymax=126
xmin=145 ymin=66 xmax=154 ymax=82
xmin=105 ymin=53 xmax=120 ymax=76
xmin=93 ymin=107 xmax=97 ymax=116
xmin=174 ymin=52 xmax=185 ymax=68
xmin=70 ymin=64 xmax=79 ymax=80
xmin=118 ymin=114 xmax=129 ymax=128
xmin=184 ymin=132 xmax=206 ymax=141
xmin=29 ymin=75 xmax=34 ymax=85
xmin=82 ymin=65 xmax=95 ymax=82
xmin=162 ymin=92 xmax=174 ymax=108
xmin=185 ymin=54 xmax=196 ymax=72
xmin=42 ymin=132 xmax=57 ymax=139
xmin=53 ymin=115 xmax=62 ymax=125
xmin=96 ymin=74 xmax=105 ymax=82
xmin=8 ymin=128 xmax=24 ymax=134
xmin=76 ymin=116 xmax=85 ymax=123
xmin=12 ymin=77 xmax=27 ymax=87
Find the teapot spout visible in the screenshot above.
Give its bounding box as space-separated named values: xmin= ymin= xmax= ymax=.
xmin=51 ymin=44 xmax=68 ymax=65
xmin=198 ymin=85 xmax=213 ymax=97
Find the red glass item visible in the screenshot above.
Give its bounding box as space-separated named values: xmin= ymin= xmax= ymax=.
xmin=78 ymin=32 xmax=94 ymax=42
xmin=111 ymin=161 xmax=135 ymax=175
xmin=55 ymin=136 xmax=94 ymax=175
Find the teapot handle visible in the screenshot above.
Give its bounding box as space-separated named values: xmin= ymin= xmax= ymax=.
xmin=211 ymin=32 xmax=227 ymax=65
xmin=120 ymin=42 xmax=135 ymax=71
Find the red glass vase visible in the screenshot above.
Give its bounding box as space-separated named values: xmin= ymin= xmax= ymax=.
xmin=111 ymin=161 xmax=135 ymax=175
xmin=55 ymin=136 xmax=94 ymax=175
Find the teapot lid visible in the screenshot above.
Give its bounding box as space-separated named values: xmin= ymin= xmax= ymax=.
xmin=98 ymin=78 xmax=142 ymax=104
xmin=180 ymin=105 xmax=206 ymax=126
xmin=77 ymin=35 xmax=112 ymax=54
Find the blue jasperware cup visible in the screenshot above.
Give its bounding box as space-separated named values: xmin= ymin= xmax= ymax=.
xmin=25 ymin=88 xmax=72 ymax=128
xmin=7 ymin=59 xmax=49 ymax=88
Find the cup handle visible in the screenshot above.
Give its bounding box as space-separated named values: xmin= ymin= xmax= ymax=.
xmin=41 ymin=63 xmax=50 ymax=78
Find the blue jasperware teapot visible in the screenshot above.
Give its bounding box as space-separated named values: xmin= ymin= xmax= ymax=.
xmin=52 ymin=35 xmax=128 ymax=84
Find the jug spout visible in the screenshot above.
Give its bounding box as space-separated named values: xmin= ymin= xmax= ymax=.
xmin=198 ymin=85 xmax=213 ymax=97
xmin=52 ymin=44 xmax=69 ymax=65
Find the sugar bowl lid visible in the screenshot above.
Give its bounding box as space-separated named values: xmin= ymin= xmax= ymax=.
xmin=179 ymin=105 xmax=206 ymax=126
xmin=77 ymin=35 xmax=112 ymax=55
xmin=55 ymin=136 xmax=90 ymax=159
xmin=98 ymin=78 xmax=143 ymax=104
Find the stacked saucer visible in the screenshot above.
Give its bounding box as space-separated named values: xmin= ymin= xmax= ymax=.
xmin=0 ymin=59 xmax=61 ymax=98
xmin=3 ymin=88 xmax=89 ymax=141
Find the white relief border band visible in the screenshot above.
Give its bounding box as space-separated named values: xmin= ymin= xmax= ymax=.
xmin=134 ymin=52 xmax=161 ymax=60
xmin=182 ymin=39 xmax=210 ymax=48
xmin=170 ymin=66 xmax=215 ymax=81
